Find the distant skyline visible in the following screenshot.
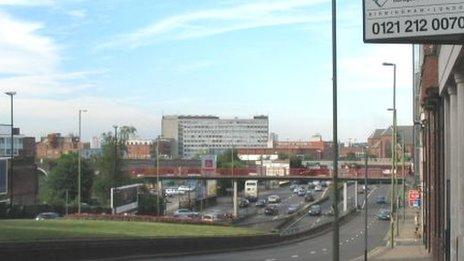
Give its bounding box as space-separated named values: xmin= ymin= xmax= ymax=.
xmin=0 ymin=0 xmax=413 ymax=142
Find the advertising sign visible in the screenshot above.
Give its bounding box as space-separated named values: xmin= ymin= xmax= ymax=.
xmin=363 ymin=0 xmax=464 ymax=44
xmin=408 ymin=189 xmax=420 ymax=206
xmin=110 ymin=183 xmax=142 ymax=214
xmin=206 ymin=180 xmax=217 ymax=197
xmin=0 ymin=158 xmax=7 ymax=194
xmin=201 ymin=155 xmax=217 ymax=175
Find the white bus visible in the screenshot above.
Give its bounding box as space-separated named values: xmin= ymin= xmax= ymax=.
xmin=244 ymin=180 xmax=258 ymax=201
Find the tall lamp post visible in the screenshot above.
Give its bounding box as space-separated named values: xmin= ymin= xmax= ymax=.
xmin=156 ymin=137 xmax=160 ymax=216
xmin=383 ymin=62 xmax=397 ymax=248
xmin=5 ymin=91 xmax=16 ymax=207
xmin=113 ymin=125 xmax=118 ymax=190
xmin=77 ymin=109 xmax=87 ymax=214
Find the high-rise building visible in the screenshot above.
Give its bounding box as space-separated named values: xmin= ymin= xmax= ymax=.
xmin=162 ymin=115 xmax=269 ymax=158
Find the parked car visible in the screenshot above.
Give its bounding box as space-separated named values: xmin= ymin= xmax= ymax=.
xmin=178 ymin=185 xmax=195 ymax=192
xmin=376 ymin=196 xmax=388 ymax=204
xmin=305 ymin=193 xmax=315 ymax=202
xmin=174 ymin=208 xmax=199 ymax=218
xmin=255 ymin=199 xmax=267 ymax=207
xmin=293 ymin=187 xmax=300 ymax=194
xmin=264 ymin=205 xmax=279 ymax=216
xmin=287 ymin=204 xmax=299 ymax=214
xmin=239 ymin=198 xmax=250 ymax=208
xmin=312 ymin=180 xmax=321 ymax=186
xmin=268 ymin=195 xmax=281 ymax=203
xmin=323 ymin=207 xmax=334 ymax=216
xmin=202 ymin=213 xmax=219 ymax=222
xmin=315 ymin=185 xmax=323 ymax=192
xmin=297 ymin=188 xmax=306 ymax=197
xmin=164 ymin=187 xmax=178 ymax=197
xmin=307 ymin=183 xmax=315 ymax=189
xmin=377 ymin=209 xmax=391 ymax=221
xmin=35 ymin=212 xmax=60 ymax=220
xmin=308 ymin=204 xmax=322 ymax=216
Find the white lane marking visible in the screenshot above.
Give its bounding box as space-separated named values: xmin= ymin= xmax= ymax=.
xmin=291 ymin=254 xmax=299 ymax=258
xmin=265 ymin=259 xmax=276 ymax=261
xmin=322 ymin=248 xmax=327 ymax=252
xmin=351 ymin=237 xmax=355 ymax=240
xmin=345 ymin=239 xmax=349 ymax=243
xmin=310 ymin=251 xmax=316 ymax=254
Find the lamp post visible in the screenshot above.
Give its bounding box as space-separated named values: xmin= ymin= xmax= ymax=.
xmin=77 ymin=109 xmax=87 ymax=214
xmin=113 ymin=125 xmax=118 ymax=193
xmin=156 ymin=137 xmax=160 ymax=216
xmin=5 ymin=91 xmax=16 ymax=207
xmin=364 ymin=146 xmax=369 ymax=261
xmin=383 ymin=62 xmax=397 ymax=248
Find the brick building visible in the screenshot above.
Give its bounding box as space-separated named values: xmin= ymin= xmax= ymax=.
xmin=367 ymin=126 xmax=414 ymax=159
xmin=36 ymin=133 xmax=88 ymax=160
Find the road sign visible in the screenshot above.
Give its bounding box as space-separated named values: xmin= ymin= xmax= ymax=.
xmin=363 ymin=0 xmax=464 ymax=44
xmin=408 ymin=189 xmax=420 ymax=206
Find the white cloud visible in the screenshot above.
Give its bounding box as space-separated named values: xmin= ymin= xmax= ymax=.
xmin=100 ymin=0 xmax=330 ymax=49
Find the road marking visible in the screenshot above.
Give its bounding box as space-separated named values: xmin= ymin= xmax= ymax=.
xmin=322 ymin=248 xmax=327 ymax=252
xmin=265 ymin=259 xmax=276 ymax=261
xmin=310 ymin=251 xmax=316 ymax=254
xmin=346 ymin=239 xmax=349 ymax=243
xmin=291 ymin=254 xmax=299 ymax=258
xmin=351 ymin=237 xmax=355 ymax=241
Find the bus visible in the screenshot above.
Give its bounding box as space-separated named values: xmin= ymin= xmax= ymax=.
xmin=244 ymin=180 xmax=258 ymax=202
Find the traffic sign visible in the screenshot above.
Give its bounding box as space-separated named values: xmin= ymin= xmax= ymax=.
xmin=363 ymin=0 xmax=464 ymax=44
xmin=408 ymin=189 xmax=420 ymax=206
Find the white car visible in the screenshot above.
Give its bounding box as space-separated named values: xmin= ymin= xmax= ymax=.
xmin=315 ymin=185 xmax=323 ymax=191
xmin=164 ymin=187 xmax=178 ymax=196
xmin=268 ymin=195 xmax=281 ymax=203
xmin=312 ymin=180 xmax=320 ymax=186
xmin=178 ymin=185 xmax=195 ymax=192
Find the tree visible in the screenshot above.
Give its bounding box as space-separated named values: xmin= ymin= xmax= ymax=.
xmin=41 ymin=153 xmax=94 ymax=206
xmin=93 ymin=132 xmax=130 ymax=206
xmin=289 ymin=155 xmax=303 ymax=168
xmin=217 ymin=149 xmax=245 ymax=168
xmin=278 ymin=152 xmax=289 ymax=160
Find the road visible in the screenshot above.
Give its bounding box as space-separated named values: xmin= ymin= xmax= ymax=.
xmin=154 ymin=185 xmax=391 ymax=261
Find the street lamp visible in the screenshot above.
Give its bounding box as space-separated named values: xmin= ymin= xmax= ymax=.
xmin=383 ymin=62 xmax=397 ymax=248
xmin=77 ymin=109 xmax=87 ymax=214
xmin=5 ymin=91 xmax=16 ymax=207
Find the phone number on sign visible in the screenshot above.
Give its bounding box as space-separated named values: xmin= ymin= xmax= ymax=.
xmin=371 ymin=17 xmax=464 ymax=35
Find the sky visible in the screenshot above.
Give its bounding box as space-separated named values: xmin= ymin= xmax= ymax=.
xmin=0 ymin=0 xmax=414 ymax=143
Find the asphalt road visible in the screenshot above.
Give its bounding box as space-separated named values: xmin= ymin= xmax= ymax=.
xmin=154 ymin=185 xmax=391 ymax=261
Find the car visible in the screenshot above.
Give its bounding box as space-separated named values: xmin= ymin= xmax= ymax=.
xmin=312 ymin=180 xmax=320 ymax=186
xmin=297 ymin=188 xmax=306 ymax=197
xmin=289 ymin=183 xmax=299 ymax=190
xmin=287 ymin=204 xmax=299 ymax=214
xmin=164 ymin=187 xmax=178 ymax=197
xmin=246 ymin=196 xmax=258 ymax=202
xmin=315 ymin=185 xmax=323 ymax=192
xmin=264 ymin=205 xmax=279 ymax=216
xmin=308 ymin=204 xmax=322 ymax=216
xmin=377 ymin=209 xmax=391 ymax=220
xmin=202 ymin=213 xmax=219 ymax=222
xmin=178 ymin=185 xmax=195 ymax=192
xmin=305 ymin=193 xmax=315 ymax=202
xmin=255 ymin=199 xmax=267 ymax=207
xmin=323 ymin=207 xmax=334 ymax=216
xmin=376 ymin=196 xmax=388 ymax=204
xmin=35 ymin=212 xmax=60 ymax=220
xmin=293 ymin=187 xmax=300 ymax=194
xmin=239 ymin=198 xmax=250 ymax=208
xmin=320 ymin=181 xmax=328 ymax=187
xmin=268 ymin=195 xmax=281 ymax=203
xmin=174 ymin=208 xmax=199 ymax=218
xmin=307 ymin=183 xmax=315 ymax=189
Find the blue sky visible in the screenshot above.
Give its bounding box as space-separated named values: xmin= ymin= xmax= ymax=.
xmin=0 ymin=0 xmax=413 ymax=142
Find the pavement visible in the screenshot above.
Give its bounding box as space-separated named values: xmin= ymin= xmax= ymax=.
xmin=351 ymin=206 xmax=432 ymax=261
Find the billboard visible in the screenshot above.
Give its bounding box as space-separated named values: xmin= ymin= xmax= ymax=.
xmin=201 ymin=155 xmax=217 ymax=175
xmin=0 ymin=158 xmax=7 ymax=194
xmin=206 ymin=180 xmax=217 ymax=197
xmin=363 ymin=0 xmax=464 ymax=44
xmin=110 ymin=183 xmax=142 ymax=214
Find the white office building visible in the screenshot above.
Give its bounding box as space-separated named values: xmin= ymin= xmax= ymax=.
xmin=162 ymin=115 xmax=269 ymax=158
xmin=0 ymin=125 xmax=24 ymax=157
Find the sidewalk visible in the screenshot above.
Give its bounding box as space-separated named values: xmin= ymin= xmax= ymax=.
xmin=353 ymin=207 xmax=432 ymax=261
xmin=370 ymin=207 xmax=431 ymax=260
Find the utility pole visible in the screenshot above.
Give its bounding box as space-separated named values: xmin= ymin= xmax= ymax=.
xmin=77 ymin=109 xmax=87 ymax=214
xmin=113 ymin=125 xmax=118 ymax=194
xmin=364 ymin=147 xmax=368 ymax=261
xmin=5 ymin=91 xmax=16 ymax=207
xmin=156 ymin=138 xmax=160 ymax=216
xmin=331 ymin=0 xmax=340 ymax=260
xmin=402 ymin=136 xmax=406 ymax=221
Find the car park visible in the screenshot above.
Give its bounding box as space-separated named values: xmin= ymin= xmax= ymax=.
xmin=377 ymin=209 xmax=391 ymax=221
xmin=35 ymin=212 xmax=60 ymax=220
xmin=255 ymin=199 xmax=267 ymax=207
xmin=264 ymin=205 xmax=279 ymax=216
xmin=308 ymin=204 xmax=322 ymax=216
xmin=268 ymin=195 xmax=281 ymax=203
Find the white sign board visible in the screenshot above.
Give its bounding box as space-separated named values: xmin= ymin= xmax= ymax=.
xmin=363 ymin=0 xmax=464 ymax=44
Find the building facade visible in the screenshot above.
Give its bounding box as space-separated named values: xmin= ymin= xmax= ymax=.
xmin=367 ymin=126 xmax=414 ymax=159
xmin=161 ymin=115 xmax=269 ymax=159
xmin=416 ymin=44 xmax=464 ymax=261
xmin=36 ymin=133 xmax=88 ymax=160
xmin=0 ymin=126 xmax=35 ymax=158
